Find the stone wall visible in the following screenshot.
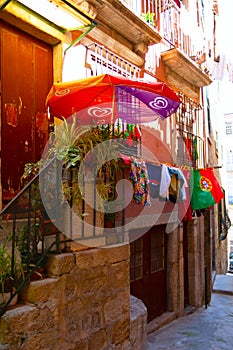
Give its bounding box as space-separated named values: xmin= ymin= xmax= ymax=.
xmin=187 ymin=217 xmax=205 ymax=307
xmin=207 ymin=137 xmax=228 ymax=275
xmin=166 ymin=224 xmax=184 ymax=316
xmin=130 ymin=295 xmax=147 ymax=350
xmin=0 ymin=244 xmax=147 ymax=350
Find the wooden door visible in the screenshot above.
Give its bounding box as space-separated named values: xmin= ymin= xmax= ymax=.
xmin=130 ymin=225 xmax=167 ymax=322
xmin=0 ymin=22 xmax=53 ymax=203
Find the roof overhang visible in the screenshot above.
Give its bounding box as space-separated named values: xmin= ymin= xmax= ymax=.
xmin=0 ymin=0 xmax=96 ymax=45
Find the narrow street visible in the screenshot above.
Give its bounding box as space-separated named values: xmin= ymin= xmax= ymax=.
xmin=147 ymin=274 xmax=233 ymax=350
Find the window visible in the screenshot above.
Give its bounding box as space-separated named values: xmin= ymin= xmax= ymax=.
xmin=86 ymin=43 xmax=141 ymax=78
xmin=176 ymin=93 xmax=204 ymax=168
xmin=130 ymin=238 xmax=143 ymax=280
xmin=226 ymin=122 xmax=232 ymax=135
xmin=151 ymin=232 xmax=164 ymax=273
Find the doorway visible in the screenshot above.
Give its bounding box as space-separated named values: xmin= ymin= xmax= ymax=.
xmin=130 ymin=225 xmax=167 ymax=322
xmin=0 ymin=21 xmax=53 ymax=203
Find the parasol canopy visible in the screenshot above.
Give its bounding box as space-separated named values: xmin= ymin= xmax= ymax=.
xmin=46 ymin=74 xmax=181 ymax=125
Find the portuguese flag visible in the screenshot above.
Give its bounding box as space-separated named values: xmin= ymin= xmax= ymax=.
xmin=190 ymin=168 xmax=224 ymax=210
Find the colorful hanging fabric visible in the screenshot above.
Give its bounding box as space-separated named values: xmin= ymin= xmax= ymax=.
xmin=159 ymin=164 xmax=171 ymax=200
xmin=192 ymin=137 xmax=199 ymax=161
xmin=178 ymin=169 xmax=193 ymax=222
xmin=123 ymin=124 xmax=141 ymax=146
xmin=130 ymin=158 xmax=150 ymax=206
xmin=159 ymin=164 xmax=187 ymax=203
xmin=168 ymin=167 xmax=187 ymax=203
xmin=169 ymin=173 xmax=180 ymax=203
xmin=190 ymin=168 xmax=224 ymax=210
xmin=185 ymin=138 xmax=192 ymax=160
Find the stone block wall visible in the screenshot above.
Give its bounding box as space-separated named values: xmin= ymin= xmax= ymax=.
xmin=130 ymin=295 xmax=147 ymax=350
xmin=0 ymin=244 xmax=147 ymax=350
xmin=207 ymin=138 xmax=228 ymax=275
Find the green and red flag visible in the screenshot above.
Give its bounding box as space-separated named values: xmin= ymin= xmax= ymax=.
xmin=190 ymin=168 xmax=224 ymax=210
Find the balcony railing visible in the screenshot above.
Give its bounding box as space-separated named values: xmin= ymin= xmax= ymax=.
xmin=86 ymin=43 xmax=141 ymax=78
xmin=119 ymin=0 xmax=206 ymax=62
xmin=175 ymin=94 xmax=204 ymax=168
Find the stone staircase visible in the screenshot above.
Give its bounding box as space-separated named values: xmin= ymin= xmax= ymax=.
xmin=0 ymin=245 xmax=147 ymax=350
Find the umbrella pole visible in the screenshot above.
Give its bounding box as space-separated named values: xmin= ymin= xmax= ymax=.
xmin=111 ymin=90 xmax=116 ymax=125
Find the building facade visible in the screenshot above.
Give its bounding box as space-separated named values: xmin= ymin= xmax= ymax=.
xmin=224 ymin=112 xmax=233 ymax=270
xmin=0 ymin=0 xmax=229 ymax=348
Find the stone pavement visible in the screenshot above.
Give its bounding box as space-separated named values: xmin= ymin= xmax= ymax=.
xmin=147 ymin=274 xmax=233 ymax=350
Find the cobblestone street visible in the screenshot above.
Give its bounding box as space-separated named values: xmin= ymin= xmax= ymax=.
xmin=147 ymin=275 xmax=233 ymax=350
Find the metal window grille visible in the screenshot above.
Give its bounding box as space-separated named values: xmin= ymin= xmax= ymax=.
xmin=85 ymin=43 xmax=141 ymax=78
xmin=175 ymin=93 xmax=204 ymax=168
xmin=119 ymin=0 xmax=205 ymax=61
xmin=226 ymin=122 xmax=232 ymax=135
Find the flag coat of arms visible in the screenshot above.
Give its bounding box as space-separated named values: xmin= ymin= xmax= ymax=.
xmin=190 ymin=168 xmax=224 ymax=210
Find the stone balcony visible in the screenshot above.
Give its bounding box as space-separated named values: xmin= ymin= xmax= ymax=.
xmin=76 ymin=0 xmax=162 ymax=66
xmin=161 ymin=48 xmax=213 ymax=100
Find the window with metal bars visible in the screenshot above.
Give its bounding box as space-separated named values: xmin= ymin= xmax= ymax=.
xmin=130 ymin=238 xmax=143 ymax=280
xmin=175 ymin=93 xmax=204 ymax=168
xmin=85 ymin=43 xmax=141 ymax=78
xmin=226 ymin=122 xmax=232 ymax=135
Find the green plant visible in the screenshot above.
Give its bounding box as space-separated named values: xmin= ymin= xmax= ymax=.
xmin=141 ymin=12 xmax=155 ymax=25
xmin=15 ymin=223 xmax=48 ymax=281
xmin=15 ymin=223 xmax=41 ymax=265
xmin=0 ymin=238 xmax=23 ymax=298
xmin=0 ymin=243 xmax=12 ymax=296
xmin=22 ymin=118 xmax=122 ymax=219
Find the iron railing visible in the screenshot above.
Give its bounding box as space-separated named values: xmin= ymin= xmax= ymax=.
xmin=0 ymin=157 xmax=98 ymax=315
xmin=0 ymin=124 xmax=141 ymax=316
xmin=119 ymin=0 xmax=206 ymax=61
xmin=175 ymin=93 xmax=204 ymax=168
xmin=85 ymin=43 xmax=141 ymax=78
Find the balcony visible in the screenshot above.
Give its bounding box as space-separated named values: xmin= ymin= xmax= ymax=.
xmin=85 ymin=43 xmax=141 ymax=77
xmin=161 ymin=48 xmax=212 ymax=100
xmin=78 ymin=0 xmax=162 ymax=66
xmin=116 ymin=0 xmax=213 ymax=84
xmin=1 ymin=0 xmax=213 ymax=79
xmin=175 ymin=93 xmax=204 ymax=168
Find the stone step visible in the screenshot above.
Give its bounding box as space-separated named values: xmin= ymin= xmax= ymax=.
xmin=20 ymin=277 xmax=58 ymax=304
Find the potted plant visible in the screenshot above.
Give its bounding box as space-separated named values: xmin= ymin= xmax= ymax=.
xmin=0 ymin=239 xmax=22 ymax=306
xmin=141 ymin=12 xmax=155 ymax=26
xmin=15 ymin=223 xmax=47 ymax=280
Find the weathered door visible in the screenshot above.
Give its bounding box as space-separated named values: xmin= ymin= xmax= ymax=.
xmin=130 ymin=225 xmax=167 ymax=322
xmin=0 ymin=21 xmax=53 ymax=203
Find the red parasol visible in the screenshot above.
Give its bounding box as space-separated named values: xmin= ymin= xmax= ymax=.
xmin=46 ymin=74 xmax=180 ymax=125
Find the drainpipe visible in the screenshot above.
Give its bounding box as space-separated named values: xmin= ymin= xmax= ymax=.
xmin=61 ymin=0 xmax=98 ymax=53
xmin=0 ymin=0 xmax=12 ymax=11
xmin=62 ymin=22 xmax=97 ymax=76
xmin=64 ymin=22 xmax=97 ymax=54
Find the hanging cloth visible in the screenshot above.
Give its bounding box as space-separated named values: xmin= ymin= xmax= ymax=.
xmin=146 ymin=162 xmax=161 ymax=199
xmin=159 ymin=164 xmax=171 ymax=200
xmin=130 ymin=159 xmax=150 ymax=206
xmin=169 ymin=173 xmax=180 ymax=203
xmin=178 ymin=169 xmax=193 ymax=222
xmin=185 ymin=137 xmax=192 ymax=160
xmin=168 ymin=167 xmax=187 ymax=202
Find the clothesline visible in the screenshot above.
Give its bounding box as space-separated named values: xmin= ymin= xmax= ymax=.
xmin=125 ymin=155 xmax=192 ymax=171
xmin=123 ymin=155 xmax=222 ymax=172
xmin=124 ymin=154 xmax=224 ymax=223
xmin=129 ymin=156 xmax=188 ymax=205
